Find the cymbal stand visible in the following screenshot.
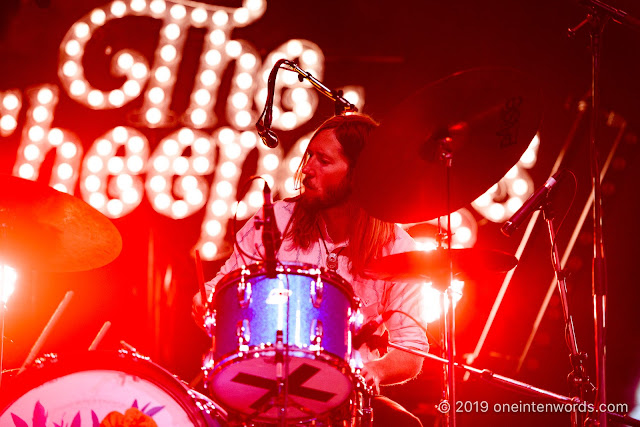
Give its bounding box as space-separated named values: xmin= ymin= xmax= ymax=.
xmin=542 ymin=199 xmax=595 ymax=427
xmin=433 ymin=136 xmax=457 ymax=427
xmin=570 ymin=3 xmax=640 ymax=425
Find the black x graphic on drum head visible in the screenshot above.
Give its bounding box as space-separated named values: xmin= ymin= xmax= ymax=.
xmin=231 ymin=363 xmax=336 ymax=411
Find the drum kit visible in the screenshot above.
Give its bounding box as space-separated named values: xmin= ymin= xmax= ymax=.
xmin=0 ymin=61 xmax=632 ymax=427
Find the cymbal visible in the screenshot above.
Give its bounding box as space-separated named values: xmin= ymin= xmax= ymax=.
xmin=354 ymin=67 xmax=542 ymax=223
xmin=365 ymin=248 xmax=518 ymax=285
xmin=0 ymin=175 xmax=122 ymax=272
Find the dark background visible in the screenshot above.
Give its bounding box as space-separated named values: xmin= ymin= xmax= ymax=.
xmin=1 ymin=1 xmax=640 ymax=425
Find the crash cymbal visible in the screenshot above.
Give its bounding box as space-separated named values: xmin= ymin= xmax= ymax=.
xmin=354 ymin=67 xmax=542 ymax=223
xmin=365 ymin=248 xmax=517 ymax=284
xmin=0 ymin=175 xmax=122 ymax=272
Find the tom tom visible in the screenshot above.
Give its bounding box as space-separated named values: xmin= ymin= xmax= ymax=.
xmin=203 ymin=263 xmax=362 ymax=423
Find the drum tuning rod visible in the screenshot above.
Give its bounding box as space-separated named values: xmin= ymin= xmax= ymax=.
xmin=88 ymin=321 xmax=111 ymax=351
xmin=19 ymin=291 xmax=74 ymax=374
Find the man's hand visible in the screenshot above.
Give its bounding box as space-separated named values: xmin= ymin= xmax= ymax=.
xmin=192 ymin=291 xmax=208 ymax=330
xmin=360 ymin=349 xmax=423 ymax=394
xmin=361 ymin=359 xmax=383 ymax=395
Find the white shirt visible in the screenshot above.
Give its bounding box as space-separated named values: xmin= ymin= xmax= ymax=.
xmin=205 ymin=200 xmax=429 ymax=362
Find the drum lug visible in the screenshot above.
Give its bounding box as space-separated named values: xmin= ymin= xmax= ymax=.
xmin=204 ymin=309 xmax=216 ymax=337
xmin=202 ymin=350 xmax=215 ymax=386
xmin=237 ymin=281 xmax=252 ymax=308
xmin=310 ymin=277 xmax=324 ymax=308
xmin=349 ymin=307 xmax=364 ymax=334
xmin=310 ymin=319 xmax=323 ymax=351
xmin=237 ymin=319 xmax=250 ymax=346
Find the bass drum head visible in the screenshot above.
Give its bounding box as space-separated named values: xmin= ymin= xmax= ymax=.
xmin=210 ymin=350 xmax=353 ymax=422
xmin=0 ymin=351 xmax=224 ymax=427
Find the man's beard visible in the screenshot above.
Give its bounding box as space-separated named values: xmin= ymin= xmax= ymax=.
xmin=300 ymin=181 xmax=352 ymax=210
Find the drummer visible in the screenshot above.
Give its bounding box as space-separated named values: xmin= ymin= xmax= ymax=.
xmin=193 ymin=113 xmax=428 ymax=426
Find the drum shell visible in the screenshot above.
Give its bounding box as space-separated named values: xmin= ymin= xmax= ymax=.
xmin=211 ymin=264 xmax=356 ymax=363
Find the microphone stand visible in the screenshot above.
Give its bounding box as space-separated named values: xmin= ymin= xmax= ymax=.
xmin=255 ymin=59 xmax=358 ymax=147
xmin=279 ymin=60 xmax=358 ymax=115
xmin=569 ymin=4 xmax=640 ymax=425
xmin=542 ymin=198 xmax=595 ymax=427
xmin=385 ymin=341 xmax=640 ymax=427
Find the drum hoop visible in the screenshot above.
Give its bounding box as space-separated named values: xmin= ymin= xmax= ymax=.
xmin=0 ymin=350 xmax=213 ymax=427
xmin=207 ymin=347 xmax=357 ymax=424
xmin=214 ymin=262 xmax=356 ymax=302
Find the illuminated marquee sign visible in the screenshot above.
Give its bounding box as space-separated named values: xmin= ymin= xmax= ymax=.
xmin=0 ymin=0 xmax=536 ymax=261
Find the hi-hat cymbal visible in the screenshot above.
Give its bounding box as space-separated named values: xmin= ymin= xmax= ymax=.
xmin=0 ymin=175 xmax=122 ymax=272
xmin=354 ymin=67 xmax=542 ymax=223
xmin=365 ymin=248 xmax=518 ymax=285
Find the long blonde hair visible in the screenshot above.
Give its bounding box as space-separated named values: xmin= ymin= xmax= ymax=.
xmin=284 ymin=114 xmax=395 ymax=276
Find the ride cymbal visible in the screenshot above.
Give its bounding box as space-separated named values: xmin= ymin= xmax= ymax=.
xmin=354 ymin=67 xmax=542 ymax=223
xmin=365 ymin=248 xmax=518 ymax=285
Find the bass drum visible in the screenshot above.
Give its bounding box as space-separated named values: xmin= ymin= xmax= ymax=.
xmin=0 ymin=350 xmax=226 ymax=426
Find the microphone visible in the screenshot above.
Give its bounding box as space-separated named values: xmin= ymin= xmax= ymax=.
xmin=352 ymin=313 xmax=392 ymax=350
xmin=262 ymin=182 xmax=281 ymax=277
xmin=501 ymin=170 xmax=567 ymax=237
xmin=255 ymin=59 xmax=282 ymax=149
xmin=256 ymin=123 xmax=279 ymax=149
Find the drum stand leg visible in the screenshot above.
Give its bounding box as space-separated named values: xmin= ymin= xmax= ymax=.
xmin=358 ymin=385 xmax=373 ymax=427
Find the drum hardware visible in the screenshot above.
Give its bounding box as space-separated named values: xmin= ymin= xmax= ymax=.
xmin=310 ymin=319 xmax=324 ymax=351
xmin=237 ymin=319 xmax=251 ymax=347
xmin=311 ymin=275 xmax=324 ymax=307
xmin=275 ymin=330 xmax=285 ymax=379
xmin=205 ymin=309 xmax=217 ymax=337
xmin=238 ymin=268 xmax=253 ymax=308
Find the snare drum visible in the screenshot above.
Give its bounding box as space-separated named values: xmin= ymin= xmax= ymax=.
xmin=0 ymin=351 xmax=226 ymax=426
xmin=204 ymin=263 xmax=361 ymax=423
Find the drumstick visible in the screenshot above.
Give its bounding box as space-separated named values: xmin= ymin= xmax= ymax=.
xmin=120 ymin=340 xmax=137 ymax=353
xmin=19 ymin=290 xmax=73 ymax=374
xmin=195 ymin=250 xmax=207 ymax=303
xmin=88 ymin=321 xmax=111 ymax=351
